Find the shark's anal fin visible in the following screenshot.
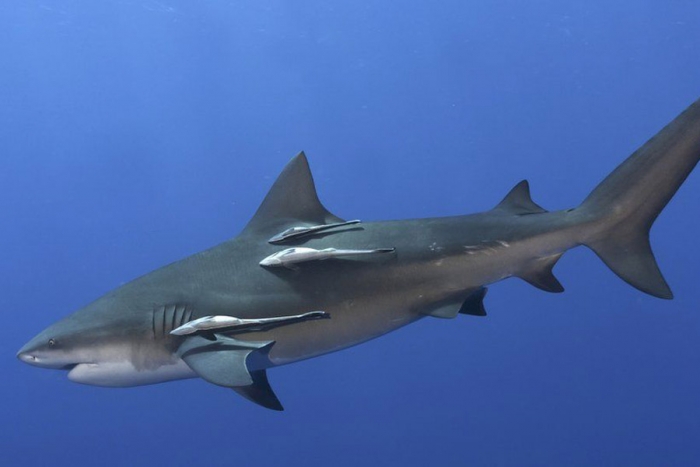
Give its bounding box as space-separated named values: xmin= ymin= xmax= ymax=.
xmin=177 ymin=335 xmax=283 ymax=411
xmin=516 ymin=253 xmax=565 ymax=293
xmin=425 ymin=287 xmax=488 ymax=319
xmin=494 ymin=180 xmax=547 ymax=215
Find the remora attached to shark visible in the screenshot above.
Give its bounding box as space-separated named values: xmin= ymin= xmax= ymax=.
xmin=18 ymin=100 xmax=700 ymax=410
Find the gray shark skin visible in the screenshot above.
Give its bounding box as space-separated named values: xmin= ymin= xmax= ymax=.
xmin=18 ymin=99 xmax=700 ymax=411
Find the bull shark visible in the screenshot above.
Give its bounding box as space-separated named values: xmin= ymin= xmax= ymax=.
xmin=17 ymin=99 xmax=700 ymax=411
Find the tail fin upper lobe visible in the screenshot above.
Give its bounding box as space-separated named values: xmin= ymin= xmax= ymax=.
xmin=578 ymin=99 xmax=700 ymax=298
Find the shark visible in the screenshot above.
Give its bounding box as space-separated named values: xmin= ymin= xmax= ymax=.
xmin=17 ymin=99 xmax=700 ymax=411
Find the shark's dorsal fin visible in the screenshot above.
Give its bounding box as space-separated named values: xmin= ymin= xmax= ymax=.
xmin=242 ymin=152 xmax=344 ymax=236
xmin=494 ymin=180 xmax=547 ymax=215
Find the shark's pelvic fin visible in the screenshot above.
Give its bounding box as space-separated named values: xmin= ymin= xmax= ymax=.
xmin=577 ymin=99 xmax=700 ymax=299
xmin=516 ymin=253 xmax=565 ymax=293
xmin=494 ymin=180 xmax=547 ymax=215
xmin=177 ymin=335 xmax=283 ymax=410
xmin=459 ymin=287 xmax=488 ymax=316
xmin=425 ymin=304 xmax=460 ymax=319
xmin=242 ymin=152 xmax=344 ymax=236
xmin=425 ymin=287 xmax=488 ymax=318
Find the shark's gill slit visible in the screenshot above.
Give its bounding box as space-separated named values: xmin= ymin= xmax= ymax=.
xmin=169 ymin=305 xmax=177 ymax=333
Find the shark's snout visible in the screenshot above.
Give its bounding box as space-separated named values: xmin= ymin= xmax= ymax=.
xmin=17 ymin=350 xmax=38 ymax=364
xmin=17 ymin=339 xmax=38 ymax=364
xmin=17 ymin=345 xmax=51 ymax=368
xmin=17 ymin=335 xmax=74 ymax=369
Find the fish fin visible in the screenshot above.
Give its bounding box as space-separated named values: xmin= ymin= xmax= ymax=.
xmin=458 ymin=287 xmax=488 ymax=316
xmin=575 ymin=100 xmax=700 ymax=299
xmin=232 ymin=370 xmax=284 ymax=411
xmin=494 ymin=180 xmax=547 ymax=215
xmin=241 ymin=152 xmax=344 ymax=236
xmin=517 ymin=253 xmax=565 ymax=293
xmin=587 ymin=231 xmax=671 ymax=299
xmin=177 ymin=335 xmax=282 ymax=410
xmin=201 ymin=331 xmax=217 ymax=342
xmin=426 ymin=287 xmax=488 ymax=319
xmin=426 ymin=304 xmax=460 ymax=319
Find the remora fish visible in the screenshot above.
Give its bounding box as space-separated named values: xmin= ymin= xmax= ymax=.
xmin=17 ymin=100 xmax=700 ymax=411
xmin=170 ymin=311 xmax=330 ymax=339
xmin=259 ymin=247 xmax=395 ymax=268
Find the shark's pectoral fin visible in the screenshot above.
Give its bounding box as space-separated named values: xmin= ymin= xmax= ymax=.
xmin=200 ymin=332 xmax=217 ymax=342
xmin=425 ymin=287 xmax=488 ymax=319
xmin=232 ymin=370 xmax=283 ymax=411
xmin=177 ymin=335 xmax=272 ymax=387
xmin=177 ymin=335 xmax=283 ymax=410
xmin=516 ymin=253 xmax=565 ymax=293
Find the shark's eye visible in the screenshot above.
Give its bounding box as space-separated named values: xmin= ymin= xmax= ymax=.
xmin=48 ymin=339 xmax=56 ymax=347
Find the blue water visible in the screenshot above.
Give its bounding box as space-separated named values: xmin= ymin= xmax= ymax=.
xmin=3 ymin=1 xmax=700 ymax=466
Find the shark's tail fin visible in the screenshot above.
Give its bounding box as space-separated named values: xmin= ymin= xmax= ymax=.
xmin=577 ymin=99 xmax=700 ymax=299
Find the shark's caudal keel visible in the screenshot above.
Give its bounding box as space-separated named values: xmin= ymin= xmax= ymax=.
xmin=18 ymin=99 xmax=700 ymax=411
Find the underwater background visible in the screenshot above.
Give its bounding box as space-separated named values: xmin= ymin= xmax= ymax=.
xmin=2 ymin=1 xmax=700 ymax=466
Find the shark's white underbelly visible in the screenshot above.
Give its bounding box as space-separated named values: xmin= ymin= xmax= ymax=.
xmin=68 ymin=358 xmax=195 ymax=387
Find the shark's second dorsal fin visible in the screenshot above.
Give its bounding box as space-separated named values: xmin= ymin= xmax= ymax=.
xmin=494 ymin=180 xmax=547 ymax=215
xmin=242 ymin=153 xmax=344 ymax=236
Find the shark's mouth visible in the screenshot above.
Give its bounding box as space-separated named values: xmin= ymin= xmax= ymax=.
xmin=61 ymin=363 xmax=80 ymax=371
